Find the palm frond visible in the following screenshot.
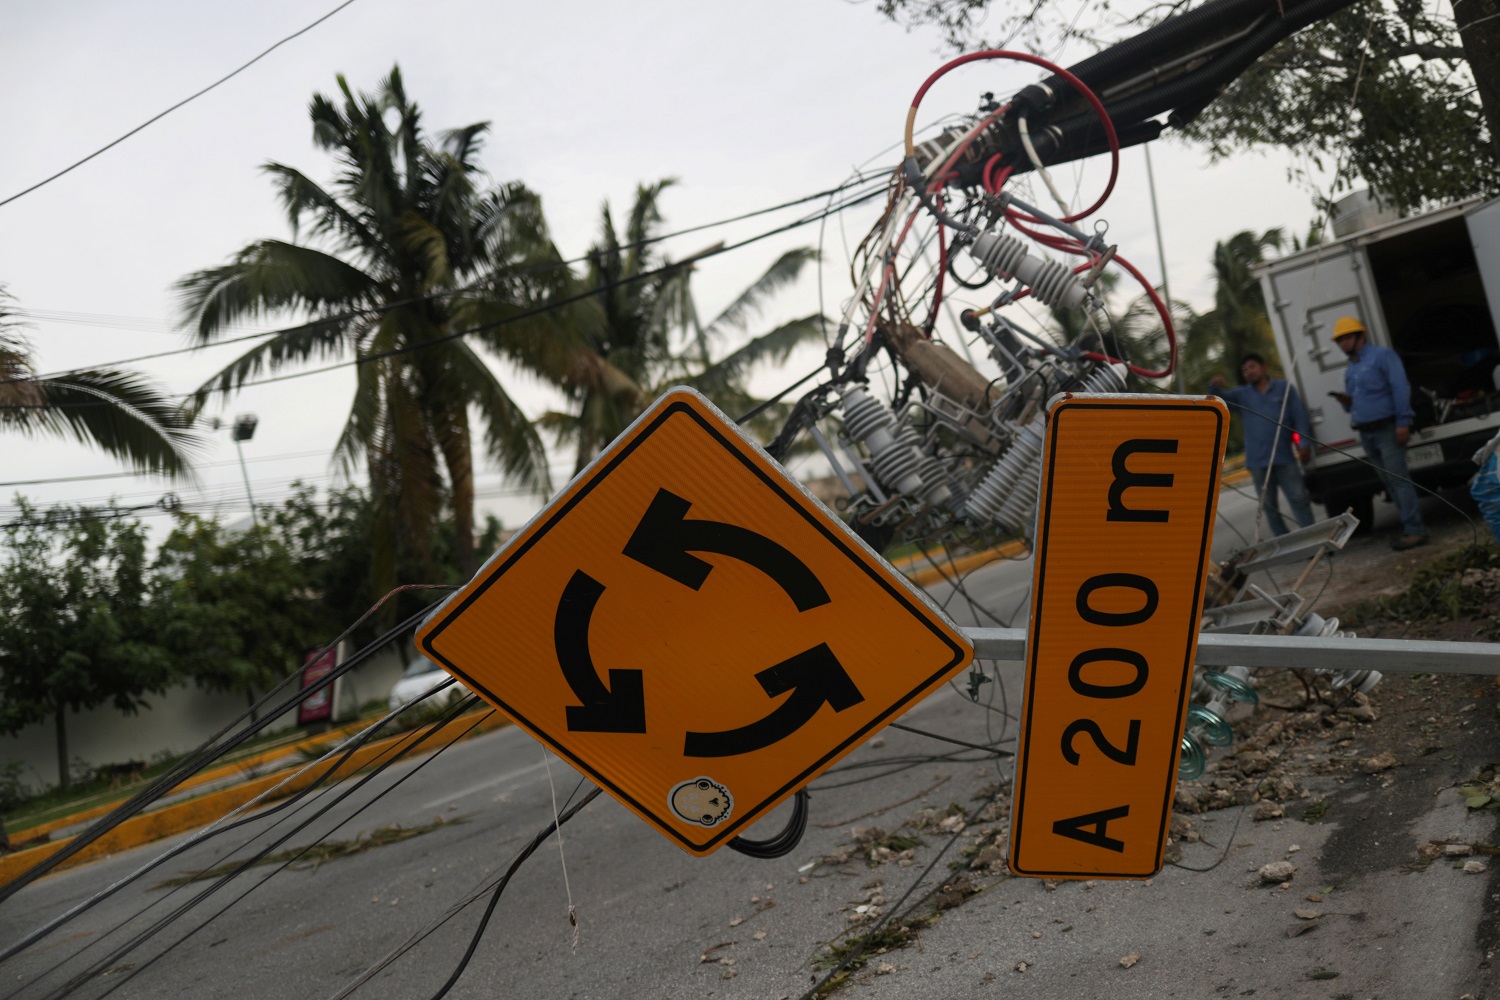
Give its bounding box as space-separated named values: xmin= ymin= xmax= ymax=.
xmin=680 ymin=314 xmax=825 ymax=397
xmin=261 ymin=163 xmax=378 ymax=251
xmin=457 ymin=294 xmax=597 ymax=387
xmin=434 ymin=339 xmax=554 ymax=494
xmin=624 ymin=179 xmax=674 ymax=271
xmin=7 ymin=370 xmax=203 ymax=482
xmin=185 ymin=315 xmax=361 ymax=409
xmin=399 ymin=212 xmax=452 ymax=291
xmin=175 ymin=240 xmax=380 ymax=341
xmin=704 ymin=248 xmax=819 ymax=335
xmin=331 ymin=350 xmax=384 ymax=476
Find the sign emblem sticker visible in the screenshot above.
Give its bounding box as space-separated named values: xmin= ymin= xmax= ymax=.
xmin=417 ymin=387 xmax=972 ymax=855
xmin=669 ymin=777 xmax=733 ymax=827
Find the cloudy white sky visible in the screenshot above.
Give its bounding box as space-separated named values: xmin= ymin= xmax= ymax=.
xmin=2 ymin=0 xmax=1335 ymax=534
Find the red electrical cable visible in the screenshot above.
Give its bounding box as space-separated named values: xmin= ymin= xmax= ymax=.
xmin=1080 ymin=250 xmax=1176 ymax=379
xmin=981 ymin=156 xmax=1012 ymax=194
xmin=906 ymin=49 xmax=1120 ymax=223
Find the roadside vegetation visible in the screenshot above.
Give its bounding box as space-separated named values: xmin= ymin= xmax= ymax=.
xmin=0 ymin=485 xmax=486 ymax=798
xmin=151 ymin=816 xmax=461 ymax=888
xmin=1346 ymin=540 xmax=1500 ymax=638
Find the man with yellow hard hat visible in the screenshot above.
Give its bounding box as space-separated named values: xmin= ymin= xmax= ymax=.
xmin=1328 ymin=316 xmax=1429 ymax=549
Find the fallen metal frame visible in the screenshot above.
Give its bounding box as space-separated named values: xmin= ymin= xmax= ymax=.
xmin=965 ymin=628 xmax=1500 ymax=676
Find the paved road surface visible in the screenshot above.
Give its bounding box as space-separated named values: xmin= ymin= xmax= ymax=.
xmin=3 ymin=482 xmax=1496 ymax=999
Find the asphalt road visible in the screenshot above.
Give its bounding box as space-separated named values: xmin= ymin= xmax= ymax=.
xmin=3 ymin=483 xmax=1497 ymax=999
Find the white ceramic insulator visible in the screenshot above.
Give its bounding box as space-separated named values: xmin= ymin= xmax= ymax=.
xmin=1079 ymin=363 xmax=1128 ymax=394
xmin=841 ymin=388 xmax=926 ymax=498
xmin=915 ymin=452 xmax=952 ymax=506
xmin=968 ymin=230 xmax=1085 ymax=310
xmin=964 ymin=416 xmax=1045 ymax=535
xmin=1295 ymin=614 xmax=1382 ymax=693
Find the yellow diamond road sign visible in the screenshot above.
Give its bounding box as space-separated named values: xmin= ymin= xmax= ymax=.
xmin=417 ymin=388 xmax=973 ymax=855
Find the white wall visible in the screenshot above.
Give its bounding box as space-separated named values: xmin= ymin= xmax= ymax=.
xmin=1 ymin=646 xmax=407 ymax=793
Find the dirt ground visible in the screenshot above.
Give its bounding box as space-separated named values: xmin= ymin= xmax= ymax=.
xmin=1164 ymin=510 xmax=1500 ymax=986
xmin=1173 ymin=507 xmax=1500 ymax=820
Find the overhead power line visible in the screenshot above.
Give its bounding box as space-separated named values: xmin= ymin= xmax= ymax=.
xmin=0 ymin=448 xmax=330 ymax=488
xmin=2 ymin=171 xmax=889 ymax=390
xmin=0 ymin=0 xmax=362 ymax=210
xmin=0 ymin=179 xmax=889 ymax=410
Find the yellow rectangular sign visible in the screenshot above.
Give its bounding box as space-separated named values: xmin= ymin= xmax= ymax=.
xmin=1009 ymin=393 xmax=1228 ymax=879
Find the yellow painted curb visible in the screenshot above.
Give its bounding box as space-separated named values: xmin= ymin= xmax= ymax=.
xmin=896 ymin=541 xmax=1029 ymax=589
xmin=7 ymin=718 xmax=376 ymax=846
xmin=0 ymin=709 xmax=506 ymax=888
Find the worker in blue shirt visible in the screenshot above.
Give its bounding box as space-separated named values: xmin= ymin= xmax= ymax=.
xmin=1328 ymin=316 xmax=1428 ymax=550
xmin=1209 ymin=352 xmax=1316 ymax=537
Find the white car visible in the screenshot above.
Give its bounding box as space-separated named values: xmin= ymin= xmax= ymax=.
xmin=388 ymin=656 xmax=471 ymax=713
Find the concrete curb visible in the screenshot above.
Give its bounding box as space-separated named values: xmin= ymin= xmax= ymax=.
xmin=894 ymin=541 xmax=1029 ymax=588
xmin=7 ymin=717 xmax=379 ymax=846
xmin=0 ymin=708 xmax=506 ymax=888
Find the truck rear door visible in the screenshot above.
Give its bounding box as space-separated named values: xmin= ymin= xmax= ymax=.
xmin=1263 ymin=245 xmax=1383 ymax=460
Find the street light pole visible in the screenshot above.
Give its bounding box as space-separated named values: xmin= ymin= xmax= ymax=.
xmin=231 ymin=413 xmax=259 ymax=529
xmin=1143 ymin=146 xmax=1184 ymax=393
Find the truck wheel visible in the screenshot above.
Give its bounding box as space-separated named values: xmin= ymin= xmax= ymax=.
xmin=1324 ymin=493 xmax=1374 ymax=532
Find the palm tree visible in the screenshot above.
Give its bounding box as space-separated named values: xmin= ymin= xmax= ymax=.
xmin=1188 ymin=228 xmax=1287 ymax=382
xmin=541 ymin=181 xmax=824 ymax=471
xmin=176 ymin=68 xmax=571 ymax=581
xmin=1047 ymin=229 xmax=1285 ymax=394
xmin=0 ymin=286 xmax=199 ymax=478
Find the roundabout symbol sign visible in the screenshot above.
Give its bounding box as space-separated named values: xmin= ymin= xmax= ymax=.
xmin=417 ymin=388 xmax=973 ymax=854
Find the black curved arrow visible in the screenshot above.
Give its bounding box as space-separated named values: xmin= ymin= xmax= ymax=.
xmin=556 ymin=570 xmax=646 ymax=733
xmin=683 ymin=643 xmax=864 ymax=757
xmin=623 ymin=489 xmax=830 ymax=612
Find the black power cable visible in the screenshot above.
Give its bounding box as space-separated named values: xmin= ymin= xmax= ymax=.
xmin=67 ymin=699 xmax=493 ymax=1000
xmin=12 ymin=694 xmax=480 ymax=997
xmin=0 ymin=595 xmax=442 ymax=910
xmin=1 ymin=175 xmax=890 ymax=393
xmin=728 ymin=789 xmax=810 ymax=859
xmin=796 ymin=782 xmax=1005 ymax=1000
xmin=0 ymin=650 xmax=460 ymax=976
xmin=422 ymin=786 xmax=602 ymax=1000
xmin=0 ymin=0 xmax=362 ymax=211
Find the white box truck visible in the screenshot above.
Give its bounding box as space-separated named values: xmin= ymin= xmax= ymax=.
xmin=1255 ymin=195 xmax=1500 ymax=526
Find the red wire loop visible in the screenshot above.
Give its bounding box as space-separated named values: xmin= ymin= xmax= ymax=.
xmin=904 ymin=50 xmax=1174 ymax=379
xmin=908 ymin=49 xmax=1120 ymax=223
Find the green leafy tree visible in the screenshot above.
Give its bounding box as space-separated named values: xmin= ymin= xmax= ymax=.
xmin=876 ymin=0 xmax=1499 ymax=212
xmin=1 ymin=286 xmax=200 ymax=479
xmin=0 ymin=503 xmax=175 ymax=790
xmin=153 ymin=514 xmax=331 ymax=718
xmin=261 ymin=482 xmax=502 ymax=648
xmin=541 ymin=181 xmax=824 ymax=470
xmin=176 ymin=67 xmax=573 ymax=585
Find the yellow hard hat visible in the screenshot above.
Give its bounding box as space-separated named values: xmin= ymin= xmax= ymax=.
xmin=1331 ymin=316 xmax=1367 ymax=340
